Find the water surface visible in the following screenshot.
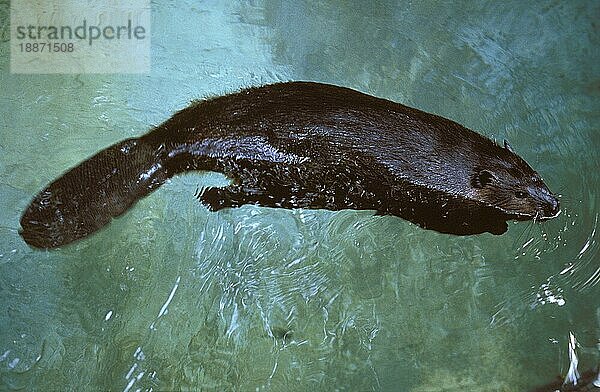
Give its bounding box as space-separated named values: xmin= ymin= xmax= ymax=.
xmin=0 ymin=1 xmax=598 ymax=391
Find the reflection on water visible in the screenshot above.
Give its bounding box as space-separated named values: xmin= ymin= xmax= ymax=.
xmin=0 ymin=0 xmax=598 ymax=391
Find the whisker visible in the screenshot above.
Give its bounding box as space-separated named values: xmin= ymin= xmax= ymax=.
xmin=514 ymin=219 xmax=533 ymax=249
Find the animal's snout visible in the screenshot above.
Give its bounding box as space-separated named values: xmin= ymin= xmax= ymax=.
xmin=545 ymin=195 xmax=560 ymax=218
xmin=529 ymin=185 xmax=560 ymax=219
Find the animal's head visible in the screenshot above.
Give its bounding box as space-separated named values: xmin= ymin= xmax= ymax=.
xmin=470 ymin=140 xmax=560 ymax=221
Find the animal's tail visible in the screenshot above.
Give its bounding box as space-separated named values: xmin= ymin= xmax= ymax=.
xmin=20 ymin=137 xmax=169 ymax=249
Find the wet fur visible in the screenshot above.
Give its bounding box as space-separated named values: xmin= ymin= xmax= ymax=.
xmin=20 ymin=82 xmax=559 ymax=248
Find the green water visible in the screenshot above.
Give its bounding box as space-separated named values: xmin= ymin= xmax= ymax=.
xmin=1 ymin=1 xmax=598 ymax=391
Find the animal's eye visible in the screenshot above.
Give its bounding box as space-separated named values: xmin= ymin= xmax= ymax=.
xmin=515 ymin=191 xmax=528 ymax=199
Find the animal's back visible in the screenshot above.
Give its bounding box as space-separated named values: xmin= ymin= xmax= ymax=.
xmin=152 ymin=82 xmax=485 ymax=194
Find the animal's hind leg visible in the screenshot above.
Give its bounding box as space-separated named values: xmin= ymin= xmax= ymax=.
xmin=198 ymin=161 xmax=304 ymax=211
xmin=198 ymin=185 xmax=255 ymax=211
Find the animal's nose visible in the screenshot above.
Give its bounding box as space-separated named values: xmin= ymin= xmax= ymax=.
xmin=529 ymin=186 xmax=560 ymax=219
xmin=547 ymin=196 xmax=560 ymax=217
xmin=540 ymin=193 xmax=560 ymax=219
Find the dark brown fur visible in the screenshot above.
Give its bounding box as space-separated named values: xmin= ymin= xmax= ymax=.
xmin=20 ymin=82 xmax=560 ymax=248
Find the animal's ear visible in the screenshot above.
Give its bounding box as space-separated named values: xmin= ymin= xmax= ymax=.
xmin=471 ymin=170 xmax=495 ymax=188
xmin=503 ymin=139 xmax=513 ymax=152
